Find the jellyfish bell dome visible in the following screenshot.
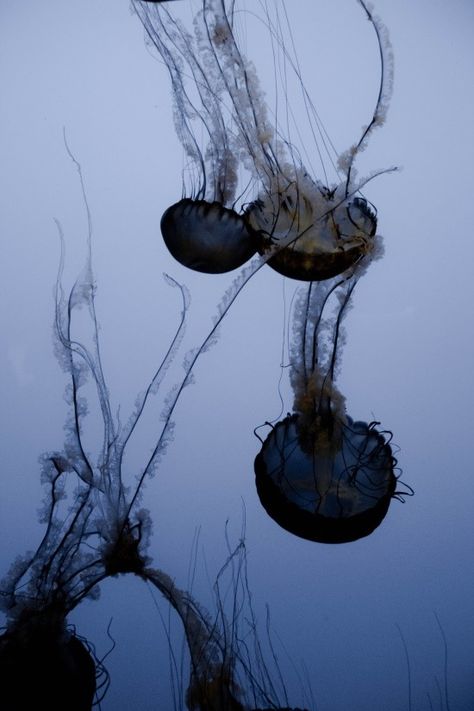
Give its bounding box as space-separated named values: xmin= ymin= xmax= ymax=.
xmin=161 ymin=198 xmax=258 ymax=274
xmin=245 ymin=176 xmax=377 ymax=282
xmin=254 ymin=413 xmax=397 ymax=544
xmin=0 ymin=620 xmax=96 ymax=711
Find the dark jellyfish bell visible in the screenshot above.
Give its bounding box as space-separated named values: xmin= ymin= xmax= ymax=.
xmin=0 ymin=625 xmax=96 ymax=711
xmin=161 ymin=198 xmax=258 ymax=274
xmin=246 ymin=194 xmax=377 ymax=282
xmin=254 ymin=414 xmax=397 ymax=544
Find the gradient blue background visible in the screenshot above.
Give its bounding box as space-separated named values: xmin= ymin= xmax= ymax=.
xmin=1 ymin=1 xmax=473 ymax=709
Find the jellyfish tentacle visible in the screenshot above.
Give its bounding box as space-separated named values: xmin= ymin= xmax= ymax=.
xmin=62 ymin=134 xmax=117 ymax=474
xmin=201 ymin=0 xmax=279 ymax=183
xmin=124 ymin=251 xmax=267 ymax=520
xmin=144 ymin=530 xmax=311 ymax=710
xmin=116 ymin=274 xmax=189 ymax=469
xmin=342 ymin=0 xmax=394 ymax=195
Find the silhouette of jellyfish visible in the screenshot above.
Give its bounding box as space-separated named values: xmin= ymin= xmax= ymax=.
xmin=0 ymin=234 xmax=187 ymax=705
xmin=133 ymin=0 xmax=394 ymax=280
xmin=254 ymin=267 xmax=411 ymax=544
xmin=0 ymin=622 xmax=99 ymax=711
xmin=135 ymin=0 xmax=258 ymax=274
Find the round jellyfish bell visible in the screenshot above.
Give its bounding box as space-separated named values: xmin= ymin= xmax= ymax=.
xmin=245 ymin=184 xmax=378 ymax=282
xmin=0 ymin=622 xmax=96 ymax=711
xmin=161 ymin=198 xmax=258 ymax=274
xmin=254 ymin=413 xmax=396 ymax=544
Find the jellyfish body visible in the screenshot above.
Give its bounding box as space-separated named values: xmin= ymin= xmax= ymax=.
xmin=254 ymin=271 xmax=406 ymax=544
xmin=134 ymin=0 xmax=392 ymax=280
xmin=255 ymin=413 xmax=396 ymax=544
xmin=246 ymin=186 xmax=378 ymax=282
xmin=161 ymin=199 xmax=258 ymax=273
xmin=135 ymin=1 xmax=260 ymax=274
xmin=0 ymin=622 xmax=96 ymax=711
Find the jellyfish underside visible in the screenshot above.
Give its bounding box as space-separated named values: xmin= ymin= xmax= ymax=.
xmin=246 ymin=181 xmax=377 ymax=282
xmin=255 ymin=412 xmax=396 ymax=544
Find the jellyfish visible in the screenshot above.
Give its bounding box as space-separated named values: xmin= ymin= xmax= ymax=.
xmin=135 ymin=0 xmax=259 ymax=274
xmin=133 ymin=0 xmax=394 ymax=280
xmin=254 ymin=263 xmax=412 ymax=544
xmin=0 ymin=622 xmax=99 ymax=711
xmin=0 ymin=241 xmax=300 ymax=709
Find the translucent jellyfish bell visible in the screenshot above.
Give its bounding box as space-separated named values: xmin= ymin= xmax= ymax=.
xmin=161 ymin=198 xmax=257 ymax=274
xmin=255 ymin=413 xmax=397 ymax=544
xmin=133 ymin=0 xmax=393 ymax=281
xmin=254 ymin=273 xmax=409 ymax=544
xmin=246 ymin=187 xmax=378 ymax=282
